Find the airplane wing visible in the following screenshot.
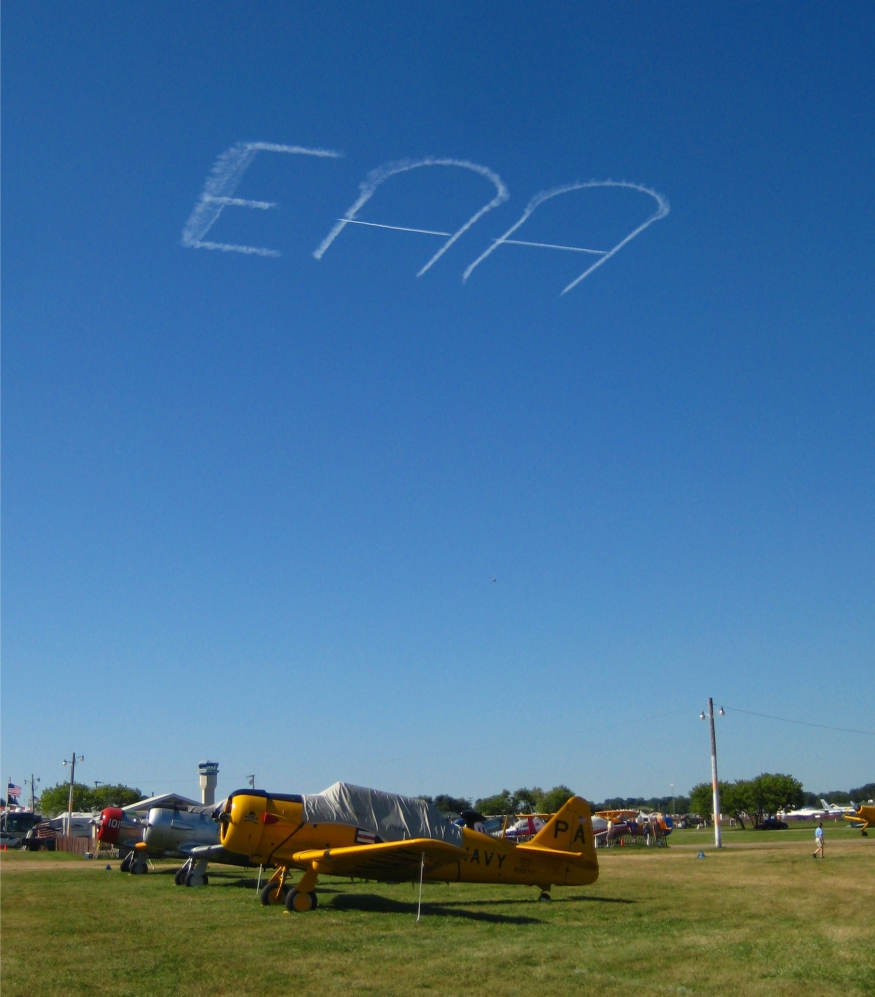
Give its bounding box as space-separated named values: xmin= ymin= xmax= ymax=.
xmin=291 ymin=838 xmax=464 ymax=881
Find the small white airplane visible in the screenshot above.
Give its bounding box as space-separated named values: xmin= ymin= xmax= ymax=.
xmin=780 ymin=805 xmax=829 ymax=820
xmin=820 ymin=798 xmax=857 ymax=815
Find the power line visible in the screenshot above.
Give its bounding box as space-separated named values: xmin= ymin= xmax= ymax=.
xmin=724 ymin=706 xmax=875 ymax=737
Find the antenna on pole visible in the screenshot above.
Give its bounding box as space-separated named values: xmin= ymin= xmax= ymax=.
xmin=61 ymin=753 xmax=84 ymax=837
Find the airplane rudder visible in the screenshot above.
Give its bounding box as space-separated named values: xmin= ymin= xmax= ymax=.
xmin=530 ymin=796 xmax=596 ymax=859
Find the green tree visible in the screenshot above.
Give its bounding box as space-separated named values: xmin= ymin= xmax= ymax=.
xmin=38 ymin=782 xmax=93 ymax=817
xmin=37 ymin=782 xmax=145 ymax=817
xmin=90 ymin=784 xmax=145 ymax=810
xmin=535 ymin=785 xmax=575 ymax=814
xmin=420 ymin=794 xmax=472 ymax=814
xmin=720 ymin=781 xmax=754 ymax=829
xmin=475 ymin=790 xmax=515 ymax=815
xmin=747 ymin=773 xmax=804 ymax=826
xmin=689 ymin=782 xmax=717 ymax=821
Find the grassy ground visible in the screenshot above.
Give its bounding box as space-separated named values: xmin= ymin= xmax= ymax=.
xmin=2 ymin=825 xmax=872 ymax=997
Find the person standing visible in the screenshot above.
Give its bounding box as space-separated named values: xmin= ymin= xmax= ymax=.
xmin=812 ymin=822 xmax=824 ymax=858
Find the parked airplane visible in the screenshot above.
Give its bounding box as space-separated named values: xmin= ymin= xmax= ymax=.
xmin=503 ymin=815 xmax=546 ymax=840
xmin=779 ymin=805 xmax=829 ymax=820
xmin=216 ymin=782 xmax=598 ymax=912
xmin=821 ymin=799 xmax=858 ymax=816
xmin=843 ymin=804 xmax=874 ymax=835
xmin=95 ymin=803 xmax=257 ymax=884
xmin=94 ymin=793 xmax=201 ymax=862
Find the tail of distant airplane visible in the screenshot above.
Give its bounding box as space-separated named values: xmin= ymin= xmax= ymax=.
xmin=529 ymin=796 xmax=597 ymax=864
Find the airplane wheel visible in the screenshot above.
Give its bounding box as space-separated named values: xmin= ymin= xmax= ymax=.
xmin=285 ymin=888 xmax=317 ymax=913
xmin=862 ymin=831 xmax=868 ymax=837
xmin=120 ymin=853 xmax=133 ymax=872
xmin=538 ymin=891 xmax=551 ymax=902
xmin=174 ymin=868 xmax=186 ymax=886
xmin=261 ymin=882 xmax=287 ymax=906
xmin=131 ymin=862 xmax=148 ymax=875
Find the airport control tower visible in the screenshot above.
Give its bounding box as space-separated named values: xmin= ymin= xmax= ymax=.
xmin=198 ymin=761 xmax=219 ymax=806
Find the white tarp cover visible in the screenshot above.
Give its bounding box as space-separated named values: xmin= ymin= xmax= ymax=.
xmin=301 ymin=783 xmax=463 ymax=846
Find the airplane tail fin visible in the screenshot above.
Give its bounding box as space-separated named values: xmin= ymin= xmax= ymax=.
xmin=529 ymin=796 xmax=597 ymax=863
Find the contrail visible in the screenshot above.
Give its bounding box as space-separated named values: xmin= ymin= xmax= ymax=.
xmin=462 ymin=180 xmax=669 ymax=295
xmin=182 ymin=141 xmax=342 ymax=256
xmin=342 ymin=219 xmax=452 ymax=237
xmin=313 ymin=158 xmax=509 ymax=276
xmin=501 ymin=239 xmax=606 ymax=254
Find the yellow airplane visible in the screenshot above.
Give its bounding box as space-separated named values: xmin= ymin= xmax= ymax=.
xmin=217 ymin=782 xmax=598 ymax=912
xmin=843 ymin=804 xmax=875 ymax=835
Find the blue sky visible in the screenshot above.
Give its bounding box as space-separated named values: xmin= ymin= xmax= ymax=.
xmin=3 ymin=2 xmax=873 ymax=806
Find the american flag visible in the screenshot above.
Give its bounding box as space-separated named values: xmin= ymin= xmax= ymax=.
xmin=7 ymin=782 xmax=22 ymax=800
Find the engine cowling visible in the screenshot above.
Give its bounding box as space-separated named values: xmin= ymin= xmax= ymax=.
xmin=96 ymin=808 xmax=125 ymax=844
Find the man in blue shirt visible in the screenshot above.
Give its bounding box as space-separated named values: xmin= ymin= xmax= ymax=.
xmin=812 ymin=822 xmax=824 ymax=858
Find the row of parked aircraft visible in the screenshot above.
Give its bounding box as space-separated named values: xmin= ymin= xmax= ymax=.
xmin=84 ymin=783 xmax=603 ymax=905
xmin=779 ymin=799 xmax=862 ymax=820
xmin=8 ymin=784 xmax=871 ymax=915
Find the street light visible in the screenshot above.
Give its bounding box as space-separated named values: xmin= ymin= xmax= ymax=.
xmin=61 ymin=752 xmax=84 ymax=837
xmin=28 ymin=775 xmax=40 ymax=813
xmin=699 ymin=700 xmax=724 ymax=848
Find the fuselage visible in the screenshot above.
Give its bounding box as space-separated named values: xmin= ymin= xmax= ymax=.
xmin=143 ymin=807 xmax=219 ymax=856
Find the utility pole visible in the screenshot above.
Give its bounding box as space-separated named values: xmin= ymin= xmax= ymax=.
xmin=29 ymin=775 xmax=40 ymax=812
xmin=61 ymin=752 xmax=84 ymax=837
xmin=700 ymin=700 xmax=724 ymax=848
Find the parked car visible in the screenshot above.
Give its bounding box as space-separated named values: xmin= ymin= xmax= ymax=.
xmin=758 ymin=817 xmax=788 ymax=830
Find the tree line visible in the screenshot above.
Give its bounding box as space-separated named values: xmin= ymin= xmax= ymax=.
xmin=424 ymin=775 xmax=872 ymax=824
xmin=35 ymin=782 xmax=145 ymax=817
xmin=420 ymin=786 xmax=577 ymax=816
xmin=689 ymin=773 xmax=804 ymax=829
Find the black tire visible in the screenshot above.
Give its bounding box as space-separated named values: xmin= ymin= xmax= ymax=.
xmin=120 ymin=852 xmax=133 ymax=872
xmin=261 ymin=881 xmax=287 ymax=906
xmin=538 ymin=890 xmax=551 ymax=902
xmin=174 ymin=868 xmax=186 ymax=886
xmin=285 ymin=888 xmax=317 ymax=913
xmin=131 ymin=861 xmax=148 ymax=875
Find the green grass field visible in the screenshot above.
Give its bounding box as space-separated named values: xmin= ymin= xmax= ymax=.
xmin=2 ymin=825 xmax=872 ymax=997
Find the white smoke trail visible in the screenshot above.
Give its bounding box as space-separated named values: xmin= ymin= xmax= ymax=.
xmin=312 ymin=158 xmax=508 ymax=276
xmin=182 ymin=141 xmax=342 ymax=256
xmin=462 ymin=181 xmax=669 ymax=295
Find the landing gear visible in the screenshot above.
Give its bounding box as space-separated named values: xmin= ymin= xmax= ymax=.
xmin=175 ymin=860 xmax=192 ymax=886
xmin=285 ymin=888 xmax=318 ymax=913
xmin=120 ymin=852 xmax=133 ymax=872
xmin=184 ymin=858 xmax=210 ymax=887
xmin=538 ymin=890 xmax=551 ymax=902
xmin=261 ymin=881 xmax=287 ymax=905
xmin=129 ymin=854 xmax=149 ymax=874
